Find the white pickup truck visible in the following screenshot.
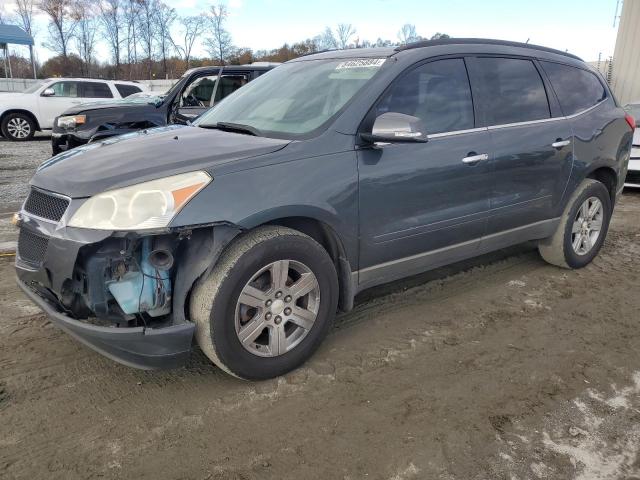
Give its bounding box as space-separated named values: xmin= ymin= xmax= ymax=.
xmin=0 ymin=78 xmax=146 ymax=141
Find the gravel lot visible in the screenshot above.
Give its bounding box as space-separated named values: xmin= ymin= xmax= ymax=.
xmin=1 ymin=138 xmax=640 ymax=479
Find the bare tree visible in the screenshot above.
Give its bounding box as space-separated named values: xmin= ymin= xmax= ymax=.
xmin=335 ymin=23 xmax=355 ymax=49
xmin=204 ymin=3 xmax=233 ymax=65
xmin=98 ymin=0 xmax=123 ymax=77
xmin=39 ymin=0 xmax=79 ymax=58
xmin=122 ymin=0 xmax=140 ymax=77
xmin=136 ymin=0 xmax=157 ymax=79
xmin=15 ymin=0 xmax=38 ymax=37
xmin=153 ymin=1 xmax=176 ymax=78
xmin=73 ymin=0 xmax=97 ymax=75
xmin=315 ymin=27 xmax=337 ymax=50
xmin=173 ymin=15 xmax=206 ymax=68
xmin=397 ymin=24 xmax=419 ymax=45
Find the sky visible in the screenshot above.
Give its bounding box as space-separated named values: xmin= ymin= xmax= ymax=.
xmin=0 ymin=0 xmax=622 ymax=65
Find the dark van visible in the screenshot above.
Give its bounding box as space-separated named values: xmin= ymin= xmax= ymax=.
xmin=16 ymin=39 xmax=635 ymax=379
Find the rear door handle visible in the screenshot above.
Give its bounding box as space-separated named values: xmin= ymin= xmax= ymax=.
xmin=462 ymin=153 xmax=489 ymax=165
xmin=551 ymin=139 xmax=571 ymax=148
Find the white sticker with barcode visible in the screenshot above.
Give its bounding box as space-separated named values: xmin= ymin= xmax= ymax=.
xmin=335 ymin=58 xmax=386 ymax=69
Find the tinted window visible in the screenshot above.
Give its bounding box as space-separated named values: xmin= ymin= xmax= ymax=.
xmin=115 ymin=83 xmax=142 ymax=97
xmin=49 ymin=81 xmax=79 ymax=97
xmin=82 ymin=82 xmax=113 ymax=98
xmin=473 ymin=57 xmax=550 ymax=125
xmin=540 ymin=61 xmax=606 ymax=116
xmin=214 ymin=75 xmax=249 ymax=102
xmin=377 ymin=58 xmax=474 ymax=134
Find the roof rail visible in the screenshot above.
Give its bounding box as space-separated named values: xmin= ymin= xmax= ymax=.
xmin=394 ymin=38 xmax=583 ymax=61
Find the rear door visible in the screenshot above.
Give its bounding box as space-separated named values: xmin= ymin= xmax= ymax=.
xmin=37 ymin=81 xmax=82 ymax=129
xmin=467 ymin=56 xmax=574 ymax=235
xmin=357 ymin=58 xmax=493 ymax=286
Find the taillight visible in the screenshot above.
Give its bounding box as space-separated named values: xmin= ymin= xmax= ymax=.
xmin=625 ymin=113 xmax=636 ymax=131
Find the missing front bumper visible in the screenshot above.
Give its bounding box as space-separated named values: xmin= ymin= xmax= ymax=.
xmin=18 ymin=279 xmax=195 ymax=369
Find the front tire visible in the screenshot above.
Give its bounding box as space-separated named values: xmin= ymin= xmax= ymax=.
xmin=538 ymin=179 xmax=612 ymax=269
xmin=190 ymin=226 xmax=339 ymax=380
xmin=1 ymin=113 xmax=36 ymax=141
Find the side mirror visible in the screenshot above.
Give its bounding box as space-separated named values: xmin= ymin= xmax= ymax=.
xmin=361 ymin=112 xmax=428 ymax=144
xmin=41 ymin=88 xmax=55 ymax=97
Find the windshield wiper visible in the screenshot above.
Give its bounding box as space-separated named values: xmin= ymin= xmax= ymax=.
xmin=200 ymin=121 xmax=263 ymax=137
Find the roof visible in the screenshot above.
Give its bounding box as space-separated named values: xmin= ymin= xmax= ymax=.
xmin=0 ymin=24 xmax=34 ymax=46
xmin=294 ymin=38 xmax=582 ymax=63
xmin=395 ymin=38 xmax=583 ymax=61
xmin=184 ymin=64 xmax=277 ymax=75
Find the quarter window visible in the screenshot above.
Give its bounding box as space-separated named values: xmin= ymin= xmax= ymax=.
xmin=540 ymin=61 xmax=606 ymax=116
xmin=377 ymin=58 xmax=475 ymax=134
xmin=115 ymin=83 xmax=142 ymax=97
xmin=473 ymin=57 xmax=550 ymax=125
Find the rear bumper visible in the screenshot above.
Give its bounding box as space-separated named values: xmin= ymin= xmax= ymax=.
xmin=18 ymin=279 xmax=194 ymax=369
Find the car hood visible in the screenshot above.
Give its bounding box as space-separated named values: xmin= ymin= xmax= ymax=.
xmin=31 ymin=125 xmax=291 ymax=197
xmin=61 ymin=97 xmax=161 ymax=115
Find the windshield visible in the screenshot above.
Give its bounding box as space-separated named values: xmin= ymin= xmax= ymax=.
xmin=195 ymin=58 xmax=387 ymax=138
xmin=23 ymin=81 xmax=45 ymax=94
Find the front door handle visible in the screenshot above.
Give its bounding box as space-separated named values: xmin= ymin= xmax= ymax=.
xmin=551 ymin=139 xmax=571 ymax=148
xmin=462 ymin=153 xmax=489 ymax=165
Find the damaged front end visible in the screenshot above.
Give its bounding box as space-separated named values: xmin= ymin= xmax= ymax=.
xmin=16 ymin=219 xmax=239 ymax=369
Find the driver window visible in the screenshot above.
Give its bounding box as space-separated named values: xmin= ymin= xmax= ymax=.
xmin=377 ymin=58 xmax=474 ymax=135
xmin=49 ymin=81 xmax=79 ymax=97
xmin=180 ymin=75 xmax=218 ymax=107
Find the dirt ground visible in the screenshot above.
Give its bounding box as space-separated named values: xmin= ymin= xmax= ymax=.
xmin=1 ymin=138 xmax=640 ymax=479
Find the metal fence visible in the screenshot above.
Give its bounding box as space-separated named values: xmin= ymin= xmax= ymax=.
xmin=0 ymin=78 xmax=177 ymax=93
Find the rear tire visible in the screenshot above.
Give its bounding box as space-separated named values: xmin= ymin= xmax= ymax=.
xmin=1 ymin=113 xmax=36 ymax=141
xmin=190 ymin=226 xmax=339 ymax=380
xmin=538 ymin=179 xmax=612 ymax=269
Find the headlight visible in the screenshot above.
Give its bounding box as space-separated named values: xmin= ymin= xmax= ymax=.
xmin=57 ymin=115 xmax=86 ymax=129
xmin=68 ymin=171 xmax=212 ymax=230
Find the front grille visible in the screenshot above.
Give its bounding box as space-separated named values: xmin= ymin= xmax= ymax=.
xmin=23 ymin=188 xmax=69 ymax=222
xmin=17 ymin=229 xmax=49 ymax=266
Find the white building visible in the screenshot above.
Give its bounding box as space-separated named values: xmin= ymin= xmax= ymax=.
xmin=611 ymin=0 xmax=640 ymax=105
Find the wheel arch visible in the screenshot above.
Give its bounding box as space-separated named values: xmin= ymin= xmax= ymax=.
xmin=262 ymin=216 xmax=356 ymax=312
xmin=1 ymin=109 xmax=41 ymax=131
xmin=586 ymin=166 xmax=617 ymax=204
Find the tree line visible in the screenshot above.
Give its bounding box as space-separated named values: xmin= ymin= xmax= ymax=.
xmin=0 ymin=0 xmax=449 ymax=80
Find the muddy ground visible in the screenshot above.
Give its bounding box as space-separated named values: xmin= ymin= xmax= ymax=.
xmin=1 ymin=138 xmax=640 ymax=479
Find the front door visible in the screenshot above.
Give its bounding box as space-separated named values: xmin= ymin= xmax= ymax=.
xmin=37 ymin=81 xmax=82 ymax=129
xmin=467 ymin=56 xmax=574 ymax=234
xmin=357 ymin=58 xmax=493 ymax=287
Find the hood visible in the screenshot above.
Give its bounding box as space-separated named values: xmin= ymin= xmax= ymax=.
xmin=31 ymin=125 xmax=290 ymax=197
xmin=61 ymin=96 xmax=162 ymax=115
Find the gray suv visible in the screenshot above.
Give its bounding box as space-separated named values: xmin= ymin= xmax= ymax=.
xmin=15 ymin=39 xmax=635 ymax=380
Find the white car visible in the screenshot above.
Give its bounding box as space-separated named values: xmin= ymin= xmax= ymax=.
xmin=0 ymin=78 xmax=146 ymax=141
xmin=624 ymin=102 xmax=640 ymax=187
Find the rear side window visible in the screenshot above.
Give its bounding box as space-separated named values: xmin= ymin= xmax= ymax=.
xmin=540 ymin=62 xmax=606 ymax=116
xmin=115 ymin=83 xmax=142 ymax=97
xmin=214 ymin=75 xmax=249 ymax=102
xmin=472 ymin=57 xmax=550 ymax=125
xmin=377 ymin=58 xmax=475 ymax=134
xmin=82 ymin=82 xmax=113 ymax=98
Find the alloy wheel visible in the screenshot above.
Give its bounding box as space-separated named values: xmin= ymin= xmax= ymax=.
xmin=571 ymin=196 xmax=603 ymax=255
xmin=234 ymin=259 xmax=320 ymax=357
xmin=7 ymin=117 xmax=31 ymax=139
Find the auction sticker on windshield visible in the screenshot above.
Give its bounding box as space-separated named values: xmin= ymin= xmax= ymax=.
xmin=335 ymin=59 xmax=386 ymax=69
